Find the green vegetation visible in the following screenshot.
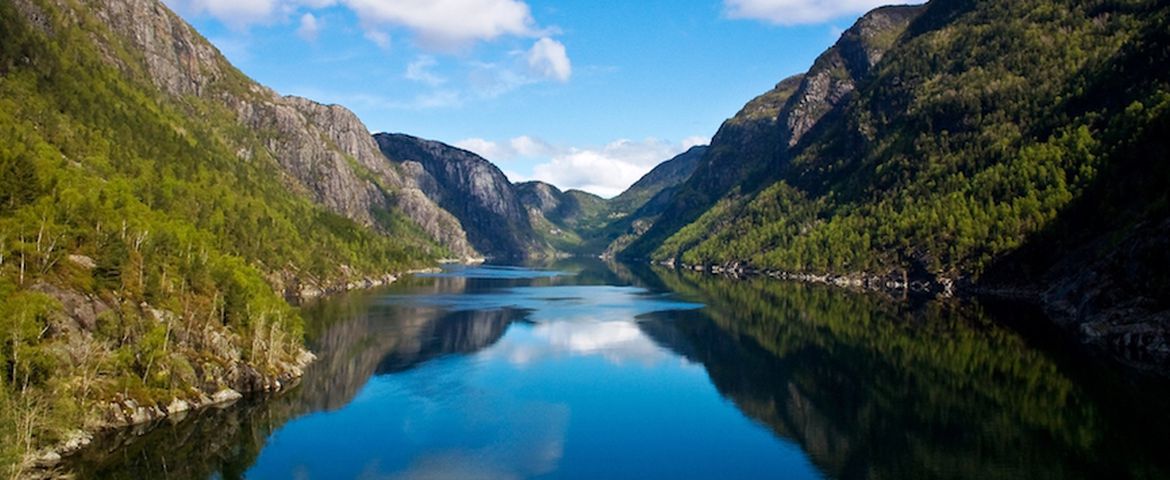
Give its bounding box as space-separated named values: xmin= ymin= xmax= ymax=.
xmin=0 ymin=0 xmax=440 ymax=474
xmin=517 ymin=182 xmax=617 ymax=254
xmin=642 ymin=267 xmax=1170 ymax=479
xmin=638 ymin=0 xmax=1170 ymax=281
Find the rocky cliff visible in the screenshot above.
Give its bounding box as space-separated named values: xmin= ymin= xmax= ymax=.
xmin=79 ymin=0 xmax=476 ymax=259
xmin=374 ymin=133 xmax=545 ymax=258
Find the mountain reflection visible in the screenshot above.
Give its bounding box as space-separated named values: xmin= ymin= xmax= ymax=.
xmin=631 ymin=267 xmax=1170 ymax=480
xmin=67 ymin=262 xmax=1170 ymax=480
xmin=373 ymin=308 xmax=522 ymax=374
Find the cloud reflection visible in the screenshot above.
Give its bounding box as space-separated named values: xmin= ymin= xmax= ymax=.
xmin=378 ymin=284 xmax=703 ymax=367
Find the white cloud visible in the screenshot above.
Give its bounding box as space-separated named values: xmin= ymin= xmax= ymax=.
xmin=723 ymin=0 xmax=896 ymax=25
xmin=454 ymin=138 xmax=507 ymax=159
xmin=296 ymin=13 xmax=321 ymax=41
xmin=526 ymin=37 xmax=571 ymax=82
xmin=454 ymin=135 xmax=553 ymax=161
xmin=405 ymin=55 xmax=446 ymax=86
xmin=454 ymin=136 xmax=703 ymax=196
xmin=463 ymin=46 xmax=575 ymax=98
xmin=531 ymin=138 xmax=700 ymax=198
xmin=343 ymin=0 xmax=538 ymax=50
xmin=510 ymin=135 xmax=553 ymax=157
xmin=166 ymin=0 xmax=553 ymax=50
xmin=681 ymin=135 xmax=709 ymax=149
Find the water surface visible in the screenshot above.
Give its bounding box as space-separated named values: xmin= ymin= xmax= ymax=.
xmin=70 ymin=260 xmax=1170 ymax=479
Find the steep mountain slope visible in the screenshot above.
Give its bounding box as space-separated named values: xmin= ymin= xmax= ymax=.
xmin=609 ymin=145 xmax=709 ymax=216
xmin=619 ymin=0 xmax=1170 ymax=366
xmin=81 ymin=0 xmax=475 ymax=259
xmin=622 ymin=5 xmax=924 ymax=259
xmin=600 ymin=146 xmax=710 ymax=255
xmin=375 ymin=133 xmax=543 ymax=259
xmin=0 ymin=0 xmax=472 ymax=471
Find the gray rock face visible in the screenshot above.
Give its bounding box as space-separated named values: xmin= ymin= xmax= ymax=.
xmin=88 ymin=0 xmax=224 ymax=98
xmin=515 ymin=181 xmax=564 ymax=216
xmin=375 ymin=133 xmax=542 ymax=258
xmin=73 ymin=0 xmax=477 ymax=258
xmin=781 ymin=5 xmax=924 ymax=147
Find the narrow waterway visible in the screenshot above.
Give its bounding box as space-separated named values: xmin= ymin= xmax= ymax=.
xmin=68 ymin=260 xmax=1170 ymax=479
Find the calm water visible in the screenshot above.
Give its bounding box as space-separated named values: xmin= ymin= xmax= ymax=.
xmin=69 ymin=260 xmax=1170 ymax=479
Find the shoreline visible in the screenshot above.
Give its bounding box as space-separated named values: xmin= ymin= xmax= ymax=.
xmin=23 ymin=264 xmax=452 ymax=479
xmin=649 ymin=260 xmax=1169 ymax=377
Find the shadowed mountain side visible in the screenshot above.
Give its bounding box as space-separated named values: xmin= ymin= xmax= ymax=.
xmin=609 ymin=145 xmax=710 ymax=216
xmin=633 ymin=268 xmax=1170 ymax=479
xmin=616 ymin=0 xmax=1170 ymax=369
xmin=375 ymin=133 xmax=545 ymax=259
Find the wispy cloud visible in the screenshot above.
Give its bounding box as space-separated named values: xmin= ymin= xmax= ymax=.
xmin=296 ymin=13 xmax=321 ymax=41
xmin=363 ymin=29 xmax=392 ymax=50
xmin=341 ymin=0 xmax=541 ymax=51
xmin=723 ymin=0 xmax=902 ymax=25
xmin=164 ymin=0 xmax=572 ymax=105
xmin=165 ymin=0 xmax=556 ymax=50
xmin=405 ymin=56 xmax=447 ymax=86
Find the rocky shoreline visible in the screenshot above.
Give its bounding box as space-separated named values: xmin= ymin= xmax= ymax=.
xmin=660 ymin=260 xmax=958 ymax=296
xmin=655 ymin=260 xmax=1169 ymax=376
xmin=25 ymin=348 xmax=315 ymax=478
xmin=21 ymin=266 xmax=448 ymax=479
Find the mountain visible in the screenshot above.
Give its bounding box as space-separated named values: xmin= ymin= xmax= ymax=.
xmin=514 ymin=181 xmax=611 ymax=253
xmin=599 ymin=145 xmax=710 ymax=255
xmin=622 ymin=5 xmax=923 ymax=259
xmin=0 ymin=0 xmax=482 ymax=470
xmin=72 ymin=0 xmax=477 ymax=260
xmin=614 ymin=0 xmax=1170 ymax=366
xmin=374 ymin=133 xmax=542 ymax=259
xmin=609 ymin=145 xmax=709 ymax=216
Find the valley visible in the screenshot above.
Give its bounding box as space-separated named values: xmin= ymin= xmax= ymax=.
xmin=2 ymin=0 xmax=1168 ymax=477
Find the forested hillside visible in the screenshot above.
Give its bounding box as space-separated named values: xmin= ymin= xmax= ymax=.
xmin=0 ymin=0 xmax=450 ymax=474
xmin=614 ymin=0 xmax=1170 ymax=363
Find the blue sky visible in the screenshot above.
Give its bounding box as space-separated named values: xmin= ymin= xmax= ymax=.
xmin=163 ymin=0 xmax=903 ymax=197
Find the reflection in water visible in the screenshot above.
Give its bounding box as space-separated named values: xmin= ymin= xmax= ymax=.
xmin=67 ymin=262 xmax=1170 ymax=479
xmin=632 ymin=266 xmax=1170 ymax=479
